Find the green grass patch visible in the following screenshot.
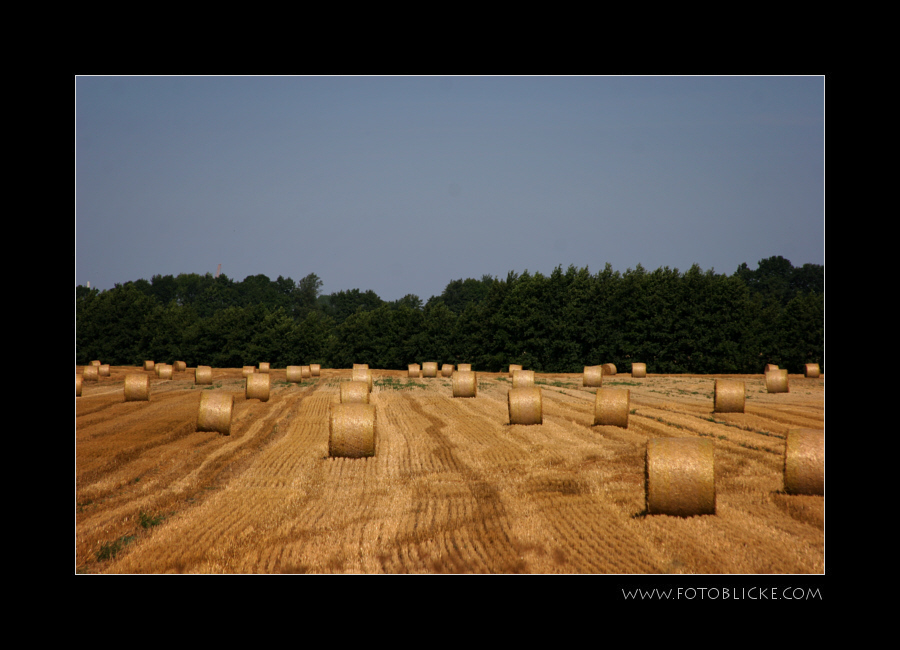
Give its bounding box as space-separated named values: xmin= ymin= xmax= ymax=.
xmin=139 ymin=511 xmax=166 ymax=529
xmin=375 ymin=377 xmax=427 ymax=390
xmin=96 ymin=535 xmax=135 ymax=561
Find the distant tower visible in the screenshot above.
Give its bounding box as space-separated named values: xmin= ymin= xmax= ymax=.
xmin=215 ymin=264 xmax=221 ymax=279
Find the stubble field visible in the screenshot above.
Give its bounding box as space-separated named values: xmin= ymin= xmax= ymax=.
xmin=75 ymin=366 xmax=824 ymax=574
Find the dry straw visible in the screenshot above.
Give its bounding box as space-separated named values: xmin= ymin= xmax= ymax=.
xmin=457 ymin=363 xmax=472 ymax=372
xmin=195 ymin=366 xmax=213 ymax=385
xmin=174 ymin=361 xmax=187 ymax=372
xmin=143 ymin=360 xmax=155 ymax=371
xmin=583 ymin=366 xmax=603 ymax=387
xmin=512 ymin=369 xmax=535 ymax=389
xmin=351 ymin=368 xmax=373 ymax=392
xmin=508 ymin=364 xmax=523 ymax=378
xmin=158 ymin=364 xmax=173 ymax=380
xmin=594 ymin=388 xmax=630 ymax=428
xmin=124 ymin=373 xmax=150 ymax=401
xmin=91 ymin=360 xmax=101 ymax=366
xmin=341 ymin=381 xmax=370 ymax=404
xmin=83 ymin=366 xmax=99 ymax=382
xmin=98 ymin=364 xmax=111 ymax=377
xmin=197 ymin=391 xmax=233 ymax=435
xmin=353 ymin=364 xmax=369 ymax=370
xmin=408 ymin=363 xmax=421 ymax=378
xmin=76 ymin=374 xmax=83 ymax=397
xmin=452 ymin=371 xmax=477 ymax=398
xmin=784 ymin=428 xmax=824 ymax=495
xmin=765 ymin=368 xmax=789 ymax=393
xmin=242 ymin=366 xmax=255 ymax=378
xmin=602 ymin=363 xmax=617 ymax=376
xmin=423 ymin=362 xmax=438 ymax=378
xmin=632 ymin=362 xmax=647 ymax=378
xmin=714 ymin=379 xmax=745 ymax=413
xmin=804 ymin=363 xmax=821 ymax=378
xmin=301 ymin=366 xmax=311 ymax=379
xmin=286 ymin=366 xmax=303 ymax=383
xmin=259 ymin=362 xmax=271 ymax=374
xmin=441 ymin=363 xmax=454 ymax=377
xmin=329 ymin=403 xmax=376 ymax=458
xmin=645 ymin=437 xmax=716 ymax=516
xmin=246 ymin=373 xmax=271 ymax=402
xmin=310 ymin=364 xmax=321 ymax=377
xmin=508 ymin=387 xmax=542 ymax=425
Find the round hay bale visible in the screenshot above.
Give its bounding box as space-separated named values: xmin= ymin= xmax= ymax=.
xmin=452 ymin=371 xmax=477 ymax=398
xmin=765 ymin=368 xmax=789 ymax=393
xmin=195 ymin=366 xmax=213 ymax=385
xmin=310 ymin=364 xmax=321 ymax=377
xmin=91 ymin=360 xmax=101 ymax=366
xmin=258 ymin=362 xmax=270 ymax=374
xmin=341 ymin=381 xmax=370 ymax=404
xmin=353 ymin=364 xmax=369 ymax=370
xmin=645 ymin=437 xmax=716 ymax=516
xmin=441 ymin=363 xmax=454 ymax=377
xmin=601 ymin=363 xmax=617 ymax=376
xmin=76 ymin=374 xmax=83 ymax=397
xmin=301 ymin=365 xmax=311 ymax=379
xmin=174 ymin=361 xmax=187 ymax=372
xmin=286 ymin=366 xmax=303 ymax=382
xmin=329 ymin=403 xmax=376 ymax=458
xmin=158 ymin=364 xmax=173 ymax=380
xmin=408 ymin=363 xmax=421 ymax=378
xmin=124 ymin=373 xmax=150 ymax=401
xmin=508 ymin=364 xmax=523 ymax=378
xmin=422 ymin=362 xmax=438 ymax=378
xmin=764 ymin=363 xmax=779 ymax=373
xmin=457 ymin=363 xmax=472 ymax=372
xmin=83 ymin=366 xmax=99 ymax=382
xmin=143 ymin=360 xmax=155 ymax=371
xmin=508 ymin=387 xmax=542 ymax=425
xmin=714 ymin=379 xmax=745 ymax=413
xmin=632 ymin=362 xmax=647 ymax=378
xmin=594 ymin=388 xmax=630 ymax=428
xmin=784 ymin=428 xmax=824 ymax=495
xmin=246 ymin=373 xmax=271 ymax=402
xmin=242 ymin=366 xmax=255 ymax=378
xmin=583 ymin=365 xmax=603 ymax=387
xmin=351 ymin=367 xmax=373 ymax=392
xmin=98 ymin=364 xmax=111 ymax=377
xmin=197 ymin=391 xmax=233 ymax=435
xmin=512 ymin=369 xmax=535 ymax=389
xmin=804 ymin=363 xmax=821 ymax=378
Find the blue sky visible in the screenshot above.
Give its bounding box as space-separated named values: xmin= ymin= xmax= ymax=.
xmin=75 ymin=76 xmax=824 ymax=302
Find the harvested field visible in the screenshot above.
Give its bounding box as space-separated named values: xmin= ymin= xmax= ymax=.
xmin=75 ymin=367 xmax=824 ymax=574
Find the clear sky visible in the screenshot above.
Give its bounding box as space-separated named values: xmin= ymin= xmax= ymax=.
xmin=75 ymin=76 xmax=824 ymax=302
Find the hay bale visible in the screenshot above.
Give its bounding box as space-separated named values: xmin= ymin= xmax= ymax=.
xmin=197 ymin=391 xmax=233 ymax=435
xmin=124 ymin=373 xmax=150 ymax=401
xmin=301 ymin=365 xmax=311 ymax=379
xmin=452 ymin=371 xmax=477 ymax=398
xmin=242 ymin=366 xmax=256 ymax=378
xmin=158 ymin=364 xmax=173 ymax=380
xmin=286 ymin=366 xmax=303 ymax=382
xmin=512 ymin=369 xmax=535 ymax=389
xmin=258 ymin=362 xmax=271 ymax=374
xmin=645 ymin=437 xmax=716 ymax=516
xmin=583 ymin=365 xmax=603 ymax=387
xmin=98 ymin=364 xmax=111 ymax=377
xmin=143 ymin=360 xmax=155 ymax=371
xmin=714 ymin=379 xmax=745 ymax=413
xmin=804 ymin=363 xmax=821 ymax=378
xmin=341 ymin=381 xmax=370 ymax=404
xmin=422 ymin=362 xmax=438 ymax=378
xmin=91 ymin=360 xmax=101 ymax=366
xmin=353 ymin=364 xmax=369 ymax=370
xmin=195 ymin=366 xmax=213 ymax=385
xmin=246 ymin=373 xmax=271 ymax=402
xmin=441 ymin=363 xmax=454 ymax=377
xmin=351 ymin=367 xmax=373 ymax=392
xmin=632 ymin=362 xmax=647 ymax=378
xmin=408 ymin=363 xmax=421 ymax=378
xmin=329 ymin=403 xmax=376 ymax=458
xmin=784 ymin=428 xmax=824 ymax=495
xmin=310 ymin=364 xmax=321 ymax=377
xmin=174 ymin=361 xmax=187 ymax=372
xmin=83 ymin=366 xmax=99 ymax=382
xmin=601 ymin=363 xmax=617 ymax=376
xmin=765 ymin=368 xmax=789 ymax=393
xmin=508 ymin=387 xmax=542 ymax=425
xmin=764 ymin=363 xmax=779 ymax=373
xmin=154 ymin=363 xmax=164 ymax=376
xmin=457 ymin=363 xmax=472 ymax=372
xmin=76 ymin=374 xmax=83 ymax=397
xmin=594 ymin=388 xmax=630 ymax=428
xmin=508 ymin=364 xmax=523 ymax=378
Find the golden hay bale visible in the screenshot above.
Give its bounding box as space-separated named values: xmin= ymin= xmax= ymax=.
xmin=246 ymin=373 xmax=271 ymax=402
xmin=91 ymin=360 xmax=101 ymax=366
xmin=594 ymin=388 xmax=630 ymax=428
xmin=98 ymin=364 xmax=111 ymax=377
xmin=508 ymin=364 xmax=523 ymax=378
xmin=154 ymin=363 xmax=165 ymax=376
xmin=329 ymin=403 xmax=376 ymax=458
xmin=310 ymin=364 xmax=321 ymax=377
xmin=408 ymin=363 xmax=421 ymax=378
xmin=452 ymin=371 xmax=477 ymax=398
xmin=457 ymin=363 xmax=472 ymax=372
xmin=341 ymin=381 xmax=370 ymax=404
xmin=143 ymin=360 xmax=155 ymax=371
xmin=197 ymin=391 xmax=233 ymax=435
xmin=764 ymin=363 xmax=779 ymax=373
xmin=124 ymin=373 xmax=150 ymax=401
xmin=804 ymin=363 xmax=821 ymax=378
xmin=83 ymin=366 xmax=99 ymax=382
xmin=286 ymin=366 xmax=303 ymax=382
xmin=441 ymin=363 xmax=454 ymax=377
xmin=512 ymin=369 xmax=535 ymax=388
xmin=583 ymin=365 xmax=603 ymax=387
xmin=195 ymin=366 xmax=213 ymax=385
xmin=258 ymin=362 xmax=271 ymax=374
xmin=765 ymin=368 xmax=789 ymax=393
xmin=508 ymin=387 xmax=542 ymax=425
xmin=76 ymin=374 xmax=83 ymax=397
xmin=353 ymin=364 xmax=369 ymax=370
xmin=632 ymin=362 xmax=647 ymax=378
xmin=601 ymin=363 xmax=617 ymax=376
xmin=351 ymin=368 xmax=373 ymax=392
xmin=174 ymin=361 xmax=187 ymax=372
xmin=242 ymin=366 xmax=256 ymax=378
xmin=301 ymin=365 xmax=311 ymax=379
xmin=714 ymin=379 xmax=745 ymax=413
xmin=158 ymin=364 xmax=173 ymax=380
xmin=784 ymin=428 xmax=824 ymax=495
xmin=422 ymin=362 xmax=438 ymax=378
xmin=645 ymin=437 xmax=716 ymax=516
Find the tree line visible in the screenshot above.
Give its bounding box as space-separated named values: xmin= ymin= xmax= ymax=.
xmin=75 ymin=256 xmax=823 ymax=374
